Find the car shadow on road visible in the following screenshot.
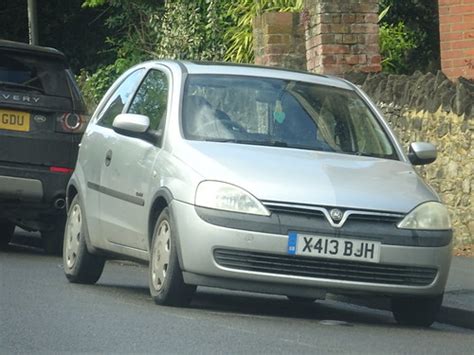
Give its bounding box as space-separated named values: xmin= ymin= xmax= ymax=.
xmin=3 ymin=228 xmax=46 ymax=256
xmin=189 ymin=288 xmax=393 ymax=327
xmin=65 ymin=273 xmax=450 ymax=331
xmin=190 ymin=290 xmax=460 ymax=332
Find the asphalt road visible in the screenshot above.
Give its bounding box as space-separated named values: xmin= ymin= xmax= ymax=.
xmin=1 ymin=231 xmax=473 ymax=354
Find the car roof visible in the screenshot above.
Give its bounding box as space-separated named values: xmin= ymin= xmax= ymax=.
xmin=152 ymin=60 xmax=353 ymax=90
xmin=0 ymin=40 xmax=66 ymax=60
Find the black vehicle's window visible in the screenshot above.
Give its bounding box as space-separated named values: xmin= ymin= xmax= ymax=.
xmin=0 ymin=53 xmax=69 ymax=97
xmin=97 ymin=69 xmax=145 ymax=128
xmin=128 ymin=69 xmax=168 ymax=130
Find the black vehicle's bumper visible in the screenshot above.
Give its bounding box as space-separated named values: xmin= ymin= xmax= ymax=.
xmin=0 ymin=163 xmax=71 ymax=217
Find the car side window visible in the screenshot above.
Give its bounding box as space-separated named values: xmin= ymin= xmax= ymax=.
xmin=128 ymin=69 xmax=169 ymax=131
xmin=97 ymin=69 xmax=145 ymax=128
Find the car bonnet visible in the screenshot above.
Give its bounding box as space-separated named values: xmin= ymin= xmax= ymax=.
xmin=179 ymin=140 xmax=439 ymax=214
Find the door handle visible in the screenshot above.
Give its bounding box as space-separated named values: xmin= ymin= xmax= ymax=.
xmin=105 ymin=150 xmax=112 ymax=167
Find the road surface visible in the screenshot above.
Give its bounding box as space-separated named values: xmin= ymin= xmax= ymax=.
xmin=1 ymin=230 xmax=473 ymax=354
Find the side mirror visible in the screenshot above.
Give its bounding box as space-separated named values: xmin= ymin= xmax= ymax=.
xmin=112 ymin=113 xmax=150 ymax=134
xmin=408 ymin=142 xmax=437 ymax=165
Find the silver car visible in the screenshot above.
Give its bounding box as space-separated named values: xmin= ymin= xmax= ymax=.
xmin=63 ymin=61 xmax=452 ymax=327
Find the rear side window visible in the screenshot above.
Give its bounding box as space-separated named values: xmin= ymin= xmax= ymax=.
xmin=0 ymin=52 xmax=70 ymax=97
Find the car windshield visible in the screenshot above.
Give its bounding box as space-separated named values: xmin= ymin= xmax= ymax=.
xmin=182 ymin=74 xmax=398 ymax=160
xmin=0 ymin=52 xmax=69 ymax=97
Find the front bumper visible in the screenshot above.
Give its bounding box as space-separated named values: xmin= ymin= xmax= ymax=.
xmin=171 ymin=200 xmax=453 ymax=298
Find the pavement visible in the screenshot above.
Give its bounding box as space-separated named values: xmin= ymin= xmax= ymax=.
xmin=330 ymin=256 xmax=474 ymax=329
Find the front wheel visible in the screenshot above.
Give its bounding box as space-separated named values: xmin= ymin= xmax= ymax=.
xmin=0 ymin=219 xmax=15 ymax=249
xmin=63 ymin=195 xmax=105 ymax=284
xmin=149 ymin=207 xmax=195 ymax=306
xmin=391 ymin=294 xmax=443 ymax=327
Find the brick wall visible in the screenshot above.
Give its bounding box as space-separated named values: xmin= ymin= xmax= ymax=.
xmin=253 ymin=12 xmax=306 ymax=71
xmin=439 ymin=0 xmax=474 ymax=80
xmin=304 ymin=0 xmax=381 ymax=75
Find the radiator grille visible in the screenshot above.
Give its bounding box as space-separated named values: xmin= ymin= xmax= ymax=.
xmin=214 ymin=249 xmax=437 ymax=286
xmin=262 ymin=202 xmax=403 ymax=224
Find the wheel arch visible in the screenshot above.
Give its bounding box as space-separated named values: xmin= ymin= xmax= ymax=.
xmin=148 ymin=188 xmax=185 ymax=269
xmin=66 ymin=183 xmax=78 ymax=212
xmin=148 ymin=188 xmax=173 ymax=246
xmin=65 ymin=179 xmax=100 ymax=255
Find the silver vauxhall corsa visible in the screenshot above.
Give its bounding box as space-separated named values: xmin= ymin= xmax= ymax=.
xmin=63 ymin=61 xmax=453 ymax=327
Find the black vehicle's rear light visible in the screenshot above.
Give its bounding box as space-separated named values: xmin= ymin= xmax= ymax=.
xmin=55 ymin=113 xmax=89 ymax=134
xmin=49 ymin=166 xmax=74 ymax=174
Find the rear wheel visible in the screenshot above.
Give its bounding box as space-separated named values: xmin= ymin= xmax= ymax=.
xmin=63 ymin=195 xmax=105 ymax=284
xmin=149 ymin=207 xmax=195 ymax=306
xmin=391 ymin=294 xmax=443 ymax=327
xmin=0 ymin=219 xmax=15 ymax=249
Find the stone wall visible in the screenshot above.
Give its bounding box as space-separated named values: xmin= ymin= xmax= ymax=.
xmin=348 ymin=71 xmax=473 ymax=247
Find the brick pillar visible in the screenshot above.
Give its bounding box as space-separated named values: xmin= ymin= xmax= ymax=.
xmin=439 ymin=0 xmax=474 ymax=80
xmin=304 ymin=0 xmax=381 ymax=75
xmin=253 ymin=12 xmax=306 ymax=70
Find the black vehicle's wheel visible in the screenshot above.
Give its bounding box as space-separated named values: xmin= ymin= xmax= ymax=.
xmin=42 ymin=216 xmax=66 ymax=255
xmin=63 ymin=195 xmax=105 ymax=284
xmin=391 ymin=294 xmax=443 ymax=327
xmin=286 ymin=296 xmax=317 ymax=303
xmin=0 ymin=219 xmax=15 ymax=249
xmin=149 ymin=207 xmax=195 ymax=306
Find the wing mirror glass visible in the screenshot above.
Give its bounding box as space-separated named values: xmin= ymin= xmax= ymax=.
xmin=408 ymin=142 xmax=437 ymax=165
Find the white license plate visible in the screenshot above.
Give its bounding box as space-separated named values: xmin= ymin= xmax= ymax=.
xmin=287 ymin=232 xmax=381 ymax=263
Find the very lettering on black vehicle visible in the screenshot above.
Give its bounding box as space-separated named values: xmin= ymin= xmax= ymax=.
xmin=0 ymin=92 xmax=41 ymax=103
xmin=288 ymin=233 xmax=381 ymax=263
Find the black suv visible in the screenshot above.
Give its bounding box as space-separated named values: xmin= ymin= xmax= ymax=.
xmin=0 ymin=40 xmax=87 ymax=254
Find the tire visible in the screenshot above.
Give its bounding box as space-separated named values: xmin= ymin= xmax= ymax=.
xmin=149 ymin=207 xmax=195 ymax=306
xmin=63 ymin=195 xmax=105 ymax=284
xmin=0 ymin=219 xmax=15 ymax=249
xmin=391 ymin=294 xmax=443 ymax=327
xmin=286 ymin=296 xmax=317 ymax=304
xmin=42 ymin=216 xmax=66 ymax=255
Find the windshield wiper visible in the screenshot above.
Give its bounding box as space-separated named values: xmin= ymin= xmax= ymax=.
xmin=0 ymin=81 xmax=44 ymax=94
xmin=205 ymin=138 xmax=288 ymax=147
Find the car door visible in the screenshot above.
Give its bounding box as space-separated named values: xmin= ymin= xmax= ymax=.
xmin=82 ymin=68 xmax=146 ymax=246
xmin=99 ymin=68 xmax=170 ymax=253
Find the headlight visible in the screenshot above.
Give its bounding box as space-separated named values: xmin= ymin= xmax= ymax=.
xmin=195 ymin=181 xmax=270 ymax=216
xmin=397 ymin=202 xmax=451 ymax=230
